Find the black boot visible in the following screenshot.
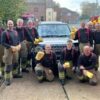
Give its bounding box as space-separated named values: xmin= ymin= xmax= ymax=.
xmin=4 ymin=79 xmax=11 ymax=86
xmin=13 ymin=74 xmax=23 ymax=78
xmin=90 ymin=81 xmax=97 ymax=86
xmin=60 ymin=79 xmax=65 ymax=85
xmin=26 ymin=64 xmax=31 ymax=68
xmin=22 ymin=68 xmax=29 ymax=73
xmin=66 ymin=76 xmax=72 ymax=80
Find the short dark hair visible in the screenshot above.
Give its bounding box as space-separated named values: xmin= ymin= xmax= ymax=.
xmin=67 ymin=39 xmax=72 ymax=44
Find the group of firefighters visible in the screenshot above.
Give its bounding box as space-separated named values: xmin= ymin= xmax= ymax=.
xmin=0 ymin=19 xmax=41 ymax=86
xmin=0 ymin=19 xmax=100 ymax=87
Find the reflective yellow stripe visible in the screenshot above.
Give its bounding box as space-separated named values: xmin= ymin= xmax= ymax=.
xmin=0 ymin=67 xmax=4 ymax=72
xmin=37 ymin=76 xmax=43 ymax=80
xmin=5 ymin=72 xmax=12 ymax=79
xmin=13 ymin=69 xmax=18 ymax=74
xmin=59 ymin=72 xmax=65 ymax=79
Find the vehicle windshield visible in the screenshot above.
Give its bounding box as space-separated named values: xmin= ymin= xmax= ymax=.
xmin=38 ymin=24 xmax=70 ymax=37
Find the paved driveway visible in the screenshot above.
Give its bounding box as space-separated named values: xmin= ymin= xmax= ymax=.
xmin=0 ymin=71 xmax=100 ymax=100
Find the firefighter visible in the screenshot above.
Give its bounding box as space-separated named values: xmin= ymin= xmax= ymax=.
xmin=86 ymin=21 xmax=94 ymax=52
xmin=58 ymin=39 xmax=79 ymax=85
xmin=78 ymin=46 xmax=97 ymax=86
xmin=74 ymin=22 xmax=93 ymax=53
xmin=26 ymin=20 xmax=39 ymax=71
xmin=1 ymin=20 xmax=21 ymax=86
xmin=35 ymin=44 xmax=58 ymax=83
xmin=93 ymin=23 xmax=100 ymax=70
xmin=86 ymin=21 xmax=93 ymax=30
xmin=0 ymin=27 xmax=5 ymax=78
xmin=15 ymin=18 xmax=33 ymax=73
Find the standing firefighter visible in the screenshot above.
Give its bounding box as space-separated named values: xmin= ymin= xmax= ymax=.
xmin=35 ymin=44 xmax=58 ymax=83
xmin=15 ymin=18 xmax=33 ymax=73
xmin=93 ymin=23 xmax=100 ymax=70
xmin=78 ymin=46 xmax=97 ymax=86
xmin=0 ymin=27 xmax=5 ymax=78
xmin=26 ymin=20 xmax=39 ymax=71
xmin=74 ymin=22 xmax=93 ymax=53
xmin=1 ymin=20 xmax=21 ymax=86
xmin=58 ymin=40 xmax=79 ymax=85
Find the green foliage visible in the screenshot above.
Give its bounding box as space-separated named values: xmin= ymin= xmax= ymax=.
xmin=0 ymin=0 xmax=26 ymax=24
xmin=80 ymin=1 xmax=100 ymax=19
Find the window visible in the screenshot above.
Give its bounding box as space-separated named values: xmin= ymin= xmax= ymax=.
xmin=48 ymin=12 xmax=51 ymax=16
xmin=38 ymin=24 xmax=70 ymax=37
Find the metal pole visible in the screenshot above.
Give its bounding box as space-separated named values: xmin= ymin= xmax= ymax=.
xmin=96 ymin=0 xmax=98 ymax=15
xmin=45 ymin=0 xmax=47 ymax=21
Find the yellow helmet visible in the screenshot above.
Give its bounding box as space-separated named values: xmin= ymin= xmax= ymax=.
xmin=70 ymin=26 xmax=77 ymax=39
xmin=98 ymin=17 xmax=100 ymax=24
xmin=35 ymin=51 xmax=45 ymax=61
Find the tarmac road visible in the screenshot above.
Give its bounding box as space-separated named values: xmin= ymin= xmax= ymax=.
xmin=0 ymin=71 xmax=100 ymax=100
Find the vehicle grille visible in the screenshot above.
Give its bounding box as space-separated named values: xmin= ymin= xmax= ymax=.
xmin=52 ymin=44 xmax=66 ymax=60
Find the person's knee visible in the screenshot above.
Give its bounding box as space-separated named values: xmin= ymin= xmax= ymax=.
xmin=46 ymin=73 xmax=54 ymax=82
xmin=35 ymin=68 xmax=44 ymax=81
xmin=35 ymin=70 xmax=43 ymax=76
xmin=46 ymin=76 xmax=54 ymax=82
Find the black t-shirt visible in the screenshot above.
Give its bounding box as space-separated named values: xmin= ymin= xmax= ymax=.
xmin=78 ymin=53 xmax=97 ymax=70
xmin=1 ymin=30 xmax=20 ymax=48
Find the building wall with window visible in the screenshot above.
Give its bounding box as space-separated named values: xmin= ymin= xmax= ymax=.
xmin=60 ymin=8 xmax=79 ymax=24
xmin=25 ymin=0 xmax=46 ymax=21
xmin=25 ymin=0 xmax=79 ymax=23
xmin=25 ymin=0 xmax=57 ymax=22
xmin=46 ymin=8 xmax=57 ymax=21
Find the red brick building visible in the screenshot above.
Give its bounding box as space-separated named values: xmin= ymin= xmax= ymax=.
xmin=25 ymin=0 xmax=46 ymax=21
xmin=25 ymin=0 xmax=79 ymax=23
xmin=54 ymin=7 xmax=79 ymax=24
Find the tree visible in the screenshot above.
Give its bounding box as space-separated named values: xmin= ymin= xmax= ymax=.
xmin=80 ymin=1 xmax=100 ymax=19
xmin=0 ymin=0 xmax=25 ymax=24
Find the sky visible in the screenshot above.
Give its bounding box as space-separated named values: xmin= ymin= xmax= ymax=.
xmin=53 ymin=0 xmax=99 ymax=13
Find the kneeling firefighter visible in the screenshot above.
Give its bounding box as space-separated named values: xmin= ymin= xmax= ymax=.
xmin=35 ymin=44 xmax=58 ymax=83
xmin=58 ymin=39 xmax=79 ymax=85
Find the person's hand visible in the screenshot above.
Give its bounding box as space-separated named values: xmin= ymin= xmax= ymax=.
xmin=44 ymin=68 xmax=52 ymax=75
xmin=48 ymin=69 xmax=52 ymax=74
xmin=38 ymin=37 xmax=43 ymax=42
xmin=83 ymin=70 xmax=93 ymax=78
xmin=16 ymin=44 xmax=21 ymax=51
xmin=80 ymin=66 xmax=85 ymax=70
xmin=72 ymin=66 xmax=76 ymax=72
xmin=34 ymin=38 xmax=40 ymax=44
xmin=63 ymin=62 xmax=70 ymax=69
xmin=10 ymin=46 xmax=17 ymax=53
